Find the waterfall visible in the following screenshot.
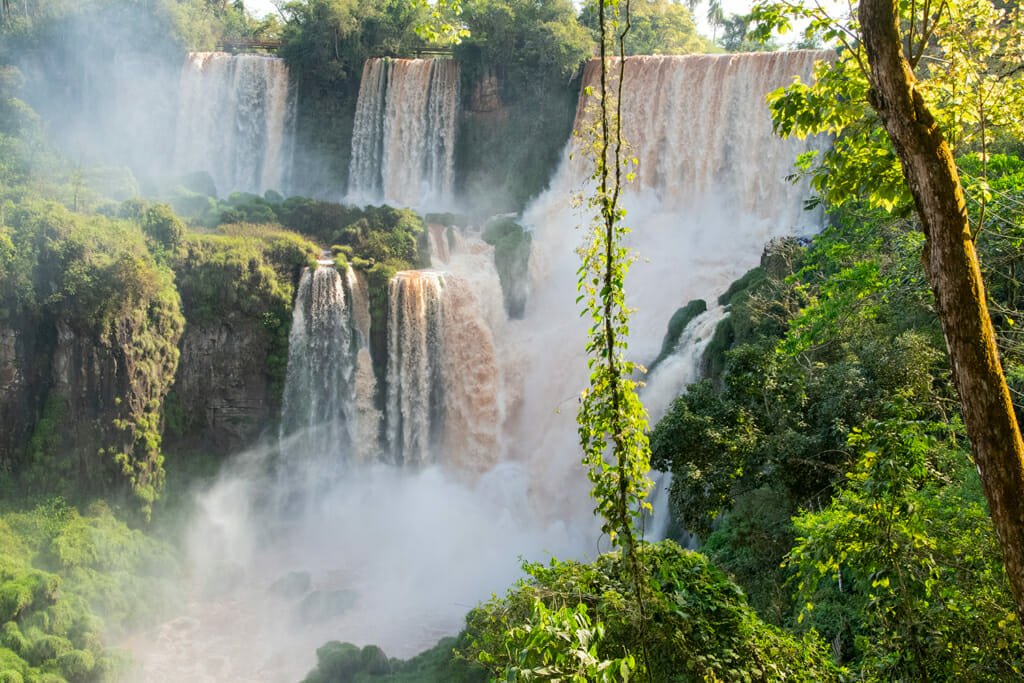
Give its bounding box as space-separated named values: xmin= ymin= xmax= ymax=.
xmin=513 ymin=50 xmax=831 ymax=517
xmin=573 ymin=51 xmax=831 ymax=226
xmin=174 ymin=52 xmax=295 ymax=197
xmin=132 ymin=50 xmax=842 ymax=680
xmin=385 ymin=270 xmax=503 ymax=470
xmin=348 ymin=58 xmax=460 ymax=210
xmin=385 ymin=271 xmax=444 ymax=466
xmin=641 ymin=307 xmax=729 ymax=542
xmin=281 ymin=264 xmax=376 ymax=458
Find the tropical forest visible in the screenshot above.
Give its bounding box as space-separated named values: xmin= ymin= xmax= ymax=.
xmin=0 ymin=0 xmax=1022 ymax=680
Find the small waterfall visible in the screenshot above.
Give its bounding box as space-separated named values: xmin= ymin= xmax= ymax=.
xmin=347 ymin=268 xmax=382 ymax=461
xmin=437 ymin=275 xmax=504 ymax=472
xmin=642 ymin=306 xmax=729 ymax=423
xmin=641 ymin=306 xmax=729 ymax=542
xmin=280 ymin=265 xmax=374 ymax=458
xmin=386 ymin=271 xmax=445 ymax=466
xmin=385 ymin=270 xmax=503 ymax=470
xmin=174 ymin=52 xmax=295 ymax=197
xmin=348 ymin=58 xmax=460 ymax=210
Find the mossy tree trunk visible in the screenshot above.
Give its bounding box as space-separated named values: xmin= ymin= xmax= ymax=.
xmin=860 ymin=0 xmax=1024 ymax=628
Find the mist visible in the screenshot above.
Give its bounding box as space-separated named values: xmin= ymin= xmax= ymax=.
xmin=12 ymin=3 xmax=184 ymax=191
xmin=126 ymin=435 xmax=596 ymax=682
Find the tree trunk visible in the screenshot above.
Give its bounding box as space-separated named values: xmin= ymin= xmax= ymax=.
xmin=860 ymin=0 xmax=1024 ymax=628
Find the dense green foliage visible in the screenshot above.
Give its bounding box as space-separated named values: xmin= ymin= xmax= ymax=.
xmin=280 ymin=0 xmax=427 ymax=88
xmin=789 ymin=419 xmax=1023 ymax=678
xmin=457 ymin=0 xmax=591 ymax=88
xmin=651 ymin=159 xmax=1024 ymax=673
xmin=753 ymin=0 xmax=1024 ymax=213
xmin=301 ymin=638 xmax=484 ymax=683
xmin=171 ymin=222 xmax=316 ymax=324
xmin=579 ymin=0 xmax=711 ymax=55
xmin=0 ymin=199 xmax=184 ymax=515
xmin=463 ymin=542 xmax=840 ymax=681
xmin=170 ymin=190 xmax=429 ymax=272
xmin=0 ymin=498 xmax=180 ymax=683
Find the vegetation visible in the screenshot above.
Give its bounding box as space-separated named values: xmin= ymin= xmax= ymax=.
xmin=651 ymin=163 xmax=1024 ymax=671
xmin=579 ymin=0 xmax=711 ymax=55
xmin=301 ymin=638 xmax=484 ymax=682
xmin=463 ymin=542 xmax=839 ymax=682
xmin=2 ymin=0 xmax=1024 ymax=679
xmin=0 ymin=199 xmax=184 ymax=517
xmin=749 ymin=0 xmax=1024 ymax=626
xmin=299 ymin=543 xmax=840 ymax=682
xmin=279 ymin=0 xmax=431 ymax=194
xmin=0 ymin=498 xmax=180 ymax=683
xmin=480 ymin=216 xmax=530 ymax=318
xmin=454 ymin=0 xmax=592 ymax=213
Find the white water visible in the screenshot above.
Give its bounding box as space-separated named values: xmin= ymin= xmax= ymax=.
xmin=174 ymin=52 xmax=295 ymax=197
xmin=280 ymin=264 xmax=382 ymax=463
xmin=642 ymin=306 xmax=730 ymax=540
xmin=510 ymin=51 xmax=829 ymax=514
xmin=384 ymin=270 xmax=445 ymax=466
xmin=348 ymin=58 xmax=460 ymax=210
xmin=132 ymin=50 xmax=831 ymax=682
xmin=643 ymin=306 xmax=730 ymax=423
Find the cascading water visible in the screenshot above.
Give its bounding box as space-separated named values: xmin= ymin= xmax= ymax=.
xmin=513 ymin=51 xmax=831 ymax=511
xmin=280 ymin=264 xmax=376 ymax=459
xmin=348 ymin=58 xmax=460 ymax=210
xmin=641 ymin=306 xmax=730 ymax=541
xmin=574 ymin=52 xmax=831 ymax=222
xmin=385 ymin=270 xmax=445 ymax=465
xmin=385 ymin=270 xmax=503 ymax=471
xmin=174 ymin=52 xmax=295 ymax=197
xmin=131 ymin=50 xmax=835 ymax=682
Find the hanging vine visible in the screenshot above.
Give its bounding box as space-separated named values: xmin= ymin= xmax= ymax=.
xmin=576 ymin=0 xmax=653 ymax=675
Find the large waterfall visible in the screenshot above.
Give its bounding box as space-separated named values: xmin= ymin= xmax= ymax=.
xmin=348 ymin=58 xmax=460 ymax=210
xmin=574 ymin=52 xmax=830 ymax=223
xmin=173 ymin=52 xmax=295 ymax=197
xmin=514 ymin=51 xmax=830 ymax=508
xmin=384 ymin=271 xmax=444 ymax=466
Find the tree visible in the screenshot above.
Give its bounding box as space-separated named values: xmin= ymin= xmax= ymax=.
xmin=579 ymin=0 xmax=711 ymax=55
xmin=706 ymin=0 xmax=723 ymax=43
xmin=752 ymin=0 xmax=1024 ymax=626
xmin=857 ymin=0 xmax=1024 ymax=629
xmin=457 ymin=0 xmax=592 ymax=87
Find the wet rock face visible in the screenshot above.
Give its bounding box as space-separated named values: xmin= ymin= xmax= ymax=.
xmin=0 ymin=328 xmax=20 ymax=392
xmin=468 ymin=67 xmax=503 ymax=114
xmin=167 ymin=315 xmax=277 ymax=452
xmin=0 ymin=326 xmax=29 ymax=465
xmin=1 ymin=302 xmax=183 ymax=501
xmin=0 ymin=319 xmax=54 ymax=470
